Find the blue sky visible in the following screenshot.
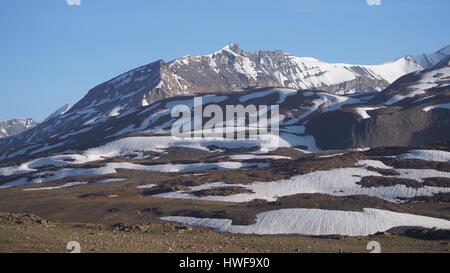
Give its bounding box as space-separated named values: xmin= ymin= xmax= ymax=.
xmin=0 ymin=0 xmax=449 ymax=121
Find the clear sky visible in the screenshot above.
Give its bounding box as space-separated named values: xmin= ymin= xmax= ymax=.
xmin=0 ymin=0 xmax=449 ymax=121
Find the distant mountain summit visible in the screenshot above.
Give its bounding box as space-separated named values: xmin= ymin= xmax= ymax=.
xmin=413 ymin=45 xmax=450 ymax=69
xmin=0 ymin=118 xmax=36 ymax=138
xmin=69 ymin=44 xmax=434 ymax=121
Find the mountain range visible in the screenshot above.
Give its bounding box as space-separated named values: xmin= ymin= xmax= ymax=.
xmin=1 ymin=44 xmax=449 ymax=147
xmin=67 ymin=44 xmax=449 ymax=123
xmin=0 ymin=59 xmax=449 ymax=162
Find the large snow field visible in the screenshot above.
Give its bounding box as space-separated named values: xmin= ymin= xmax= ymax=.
xmin=86 ymin=134 xmax=320 ymax=157
xmin=154 ymin=160 xmax=450 ymax=203
xmin=161 ymin=208 xmax=450 ymax=236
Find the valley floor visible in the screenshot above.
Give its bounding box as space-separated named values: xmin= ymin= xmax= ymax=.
xmin=0 ymin=145 xmax=449 ymax=253
xmin=0 ymin=212 xmax=448 ymax=253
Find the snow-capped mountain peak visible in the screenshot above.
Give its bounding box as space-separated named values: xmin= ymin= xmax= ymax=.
xmin=0 ymin=118 xmax=37 ymax=138
xmin=219 ymin=43 xmax=241 ymax=54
